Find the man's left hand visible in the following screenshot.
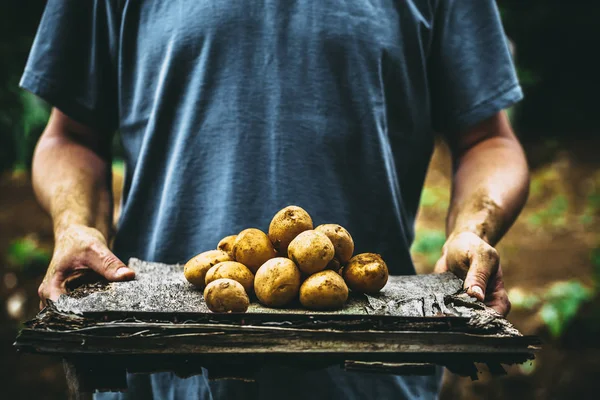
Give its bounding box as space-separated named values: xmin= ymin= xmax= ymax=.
xmin=434 ymin=231 xmax=511 ymax=316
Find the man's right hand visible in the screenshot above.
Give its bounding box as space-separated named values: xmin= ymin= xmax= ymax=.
xmin=38 ymin=224 xmax=135 ymax=307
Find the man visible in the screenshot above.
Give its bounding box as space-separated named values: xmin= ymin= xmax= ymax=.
xmin=22 ymin=0 xmax=529 ymax=399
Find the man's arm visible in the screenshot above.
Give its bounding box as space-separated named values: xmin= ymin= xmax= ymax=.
xmin=435 ymin=111 xmax=529 ymax=315
xmin=33 ymin=108 xmax=134 ymax=305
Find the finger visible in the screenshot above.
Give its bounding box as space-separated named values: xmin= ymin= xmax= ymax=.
xmin=433 ymin=255 xmax=448 ymax=274
xmin=463 ymin=245 xmax=499 ymax=302
xmin=47 ymin=285 xmax=66 ymax=303
xmin=39 ymin=276 xmax=67 ymax=304
xmin=484 ymin=265 xmax=510 ymax=316
xmin=485 ymin=288 xmax=511 ymax=316
xmin=38 ymin=282 xmax=47 ymax=309
xmin=86 ymin=242 xmax=135 ymax=281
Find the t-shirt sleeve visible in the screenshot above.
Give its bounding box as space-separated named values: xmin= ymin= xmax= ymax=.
xmin=19 ymin=0 xmax=120 ymax=132
xmin=428 ymin=0 xmax=523 ymax=133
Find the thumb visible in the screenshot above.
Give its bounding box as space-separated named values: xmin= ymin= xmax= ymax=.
xmin=433 ymin=253 xmax=448 ymax=274
xmin=463 ymin=247 xmax=499 ymax=301
xmin=87 ymin=242 xmax=135 ymax=281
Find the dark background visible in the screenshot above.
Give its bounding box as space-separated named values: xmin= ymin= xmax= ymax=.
xmin=1 ymin=1 xmax=599 ymax=399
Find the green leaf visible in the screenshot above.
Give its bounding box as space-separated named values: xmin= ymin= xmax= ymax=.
xmin=538 ymin=280 xmax=594 ymax=338
xmin=418 ymin=187 xmax=448 ymax=210
xmin=588 ymin=192 xmax=600 ymax=211
xmin=579 ymin=213 xmax=594 ymax=226
xmin=7 ymin=237 xmax=51 ymax=269
xmin=539 ymin=303 xmax=562 ymax=337
xmin=519 ymin=360 xmax=537 ymax=375
xmin=412 ymin=230 xmax=446 ymax=254
xmin=112 ymin=159 xmax=125 ymax=175
xmin=419 ymin=188 xmax=439 ymax=208
xmin=509 ymin=289 xmax=541 ymax=310
xmin=591 ymin=247 xmax=600 ymax=288
xmin=527 ymin=195 xmax=569 ymax=227
xmin=412 ymin=230 xmax=446 ymax=266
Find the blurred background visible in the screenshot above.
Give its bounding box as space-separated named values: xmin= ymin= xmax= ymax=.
xmin=1 ymin=1 xmax=599 ymax=399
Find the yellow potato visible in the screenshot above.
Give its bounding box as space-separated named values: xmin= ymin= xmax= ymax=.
xmin=343 ymin=253 xmax=389 ymax=294
xmin=268 ymin=205 xmax=313 ymax=255
xmin=184 ymin=250 xmax=232 ymax=288
xmin=217 ymin=235 xmax=237 ymax=256
xmin=299 ymin=270 xmax=349 ymax=310
xmin=205 ymin=261 xmax=254 ymax=295
xmin=315 ymin=224 xmax=354 ymax=264
xmin=254 ymin=257 xmax=301 ymax=307
xmin=232 ymin=228 xmax=277 ymax=273
xmin=287 ymin=230 xmax=334 ymax=275
xmin=203 ymin=278 xmax=249 ymax=313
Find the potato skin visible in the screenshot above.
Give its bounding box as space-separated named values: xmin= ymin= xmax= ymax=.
xmin=203 ymin=278 xmax=249 ymax=313
xmin=184 ymin=250 xmax=232 ymax=288
xmin=205 ymin=261 xmax=254 ymax=295
xmin=287 ymin=230 xmax=335 ymax=275
xmin=254 ymin=257 xmax=301 ymax=307
xmin=343 ymin=253 xmax=389 ymax=294
xmin=268 ymin=206 xmax=313 ymax=255
xmin=300 ymin=270 xmax=349 ymax=310
xmin=233 ymin=228 xmax=277 ymax=273
xmin=217 ymin=235 xmax=237 ymax=256
xmin=315 ymin=224 xmax=354 ymax=264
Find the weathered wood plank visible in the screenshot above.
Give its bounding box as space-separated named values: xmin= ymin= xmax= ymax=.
xmin=56 ymin=258 xmax=463 ymax=317
xmin=14 ymin=258 xmax=541 ymax=392
xmin=51 ymin=258 xmax=520 ymax=336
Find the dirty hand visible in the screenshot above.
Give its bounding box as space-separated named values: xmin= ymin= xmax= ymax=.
xmin=434 ymin=231 xmax=510 ymax=316
xmin=38 ymin=224 xmax=135 ymax=307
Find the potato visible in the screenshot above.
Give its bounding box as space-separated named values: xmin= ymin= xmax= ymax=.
xmin=205 ymin=261 xmax=254 ymax=295
xmin=315 ymin=224 xmax=354 ymax=264
xmin=287 ymin=230 xmax=334 ymax=275
xmin=217 ymin=235 xmax=237 ymax=256
xmin=299 ymin=270 xmax=349 ymax=310
xmin=233 ymin=228 xmax=277 ymax=273
xmin=254 ymin=257 xmax=301 ymax=307
xmin=324 ymin=258 xmax=342 ymax=274
xmin=268 ymin=206 xmax=313 ymax=255
xmin=343 ymin=253 xmax=389 ymax=294
xmin=184 ymin=250 xmax=232 ymax=288
xmin=203 ymin=278 xmax=249 ymax=313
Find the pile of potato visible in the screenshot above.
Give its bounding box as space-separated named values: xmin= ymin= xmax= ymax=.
xmin=183 ymin=206 xmax=389 ymax=313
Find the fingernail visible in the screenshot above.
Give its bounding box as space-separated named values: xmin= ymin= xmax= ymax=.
xmin=115 ymin=267 xmax=130 ymax=278
xmin=471 ymin=286 xmax=484 ymax=299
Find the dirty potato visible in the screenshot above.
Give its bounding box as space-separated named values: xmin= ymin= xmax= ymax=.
xmin=268 ymin=205 xmax=313 ymax=255
xmin=205 ymin=261 xmax=254 ymax=295
xmin=217 ymin=235 xmax=237 ymax=257
xmin=203 ymin=278 xmax=249 ymax=313
xmin=184 ymin=250 xmax=232 ymax=288
xmin=299 ymin=270 xmax=349 ymax=310
xmin=287 ymin=230 xmax=334 ymax=275
xmin=315 ymin=224 xmax=354 ymax=264
xmin=254 ymin=257 xmax=301 ymax=307
xmin=232 ymin=228 xmax=277 ymax=273
xmin=343 ymin=253 xmax=389 ymax=294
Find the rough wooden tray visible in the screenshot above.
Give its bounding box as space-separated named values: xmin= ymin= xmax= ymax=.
xmin=14 ymin=258 xmax=540 ymax=393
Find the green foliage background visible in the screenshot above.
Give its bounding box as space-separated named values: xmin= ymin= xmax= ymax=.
xmin=0 ymin=1 xmax=49 ymax=171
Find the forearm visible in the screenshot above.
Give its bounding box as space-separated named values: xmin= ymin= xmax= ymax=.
xmin=32 ymin=112 xmax=114 ymax=241
xmin=446 ymin=114 xmax=529 ymax=246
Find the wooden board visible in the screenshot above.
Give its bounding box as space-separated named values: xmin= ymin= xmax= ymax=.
xmin=14 ymin=258 xmax=541 ymax=393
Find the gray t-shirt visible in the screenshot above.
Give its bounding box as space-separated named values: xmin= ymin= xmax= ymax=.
xmin=21 ymin=1 xmax=522 ymax=399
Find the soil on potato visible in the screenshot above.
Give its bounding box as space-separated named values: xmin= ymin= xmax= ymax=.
xmin=1 ymin=137 xmax=599 ymax=398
